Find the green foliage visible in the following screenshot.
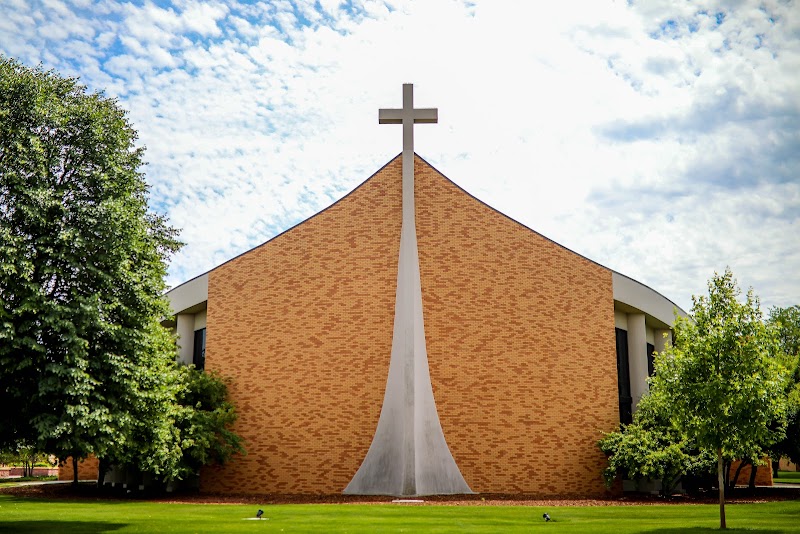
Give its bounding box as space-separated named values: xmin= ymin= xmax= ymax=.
xmin=105 ymin=365 xmax=245 ymax=483
xmin=769 ymin=305 xmax=800 ymax=362
xmin=97 ymin=336 xmax=185 ymax=482
xmin=767 ymin=305 xmax=800 ymax=466
xmin=649 ymin=269 xmax=788 ymax=528
xmin=601 ymin=270 xmax=790 ymax=527
xmin=599 ymin=390 xmax=715 ymax=496
xmin=0 ymin=57 xmax=183 ymax=473
xmin=0 ymin=58 xmax=245 ymax=485
xmin=652 ymin=270 xmax=787 ymax=463
xmin=171 ymin=366 xmax=245 ymax=479
xmin=0 ymin=441 xmax=51 ymax=477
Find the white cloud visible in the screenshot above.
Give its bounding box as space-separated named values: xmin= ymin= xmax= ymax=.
xmin=180 ymin=1 xmax=229 ymax=36
xmin=1 ymin=0 xmax=797 ymax=312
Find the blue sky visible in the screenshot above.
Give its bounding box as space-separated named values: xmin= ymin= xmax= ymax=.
xmin=1 ymin=0 xmax=798 ymax=312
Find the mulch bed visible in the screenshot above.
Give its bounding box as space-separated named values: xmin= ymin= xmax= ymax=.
xmin=2 ymin=482 xmax=799 ymax=506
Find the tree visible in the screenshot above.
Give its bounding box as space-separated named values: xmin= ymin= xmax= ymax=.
xmin=93 ymin=334 xmax=185 ymax=488
xmin=0 ymin=440 xmax=51 ymax=478
xmin=769 ymin=306 xmax=800 ymax=361
xmin=599 ymin=387 xmax=716 ymax=497
xmin=0 ymin=57 xmax=182 ymax=483
xmin=650 ymin=269 xmax=788 ymax=529
xmin=98 ymin=365 xmax=244 ymax=488
xmin=170 ymin=366 xmax=245 ymax=481
xmin=767 ymin=306 xmax=800 ymax=471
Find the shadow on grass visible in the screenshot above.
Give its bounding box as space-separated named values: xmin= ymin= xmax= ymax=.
xmin=0 ymin=521 xmax=126 ymax=533
xmin=0 ymin=495 xmax=131 ymax=506
xmin=645 ymin=529 xmax=783 ymax=533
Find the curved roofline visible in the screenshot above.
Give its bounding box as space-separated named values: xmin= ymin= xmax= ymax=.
xmin=415 ymin=154 xmax=687 ymax=319
xmin=166 ymin=154 xmax=403 ymax=298
xmin=167 ymin=152 xmax=687 ymax=321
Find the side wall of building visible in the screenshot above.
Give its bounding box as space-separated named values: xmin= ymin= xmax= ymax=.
xmin=200 ymin=155 xmax=619 ymax=496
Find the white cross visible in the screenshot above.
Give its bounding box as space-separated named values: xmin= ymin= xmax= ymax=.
xmin=379 ymin=84 xmax=437 ymax=152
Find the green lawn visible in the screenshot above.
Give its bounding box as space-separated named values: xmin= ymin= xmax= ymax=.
xmin=1 ymin=496 xmax=799 ymax=533
xmin=775 ymin=470 xmax=800 ymax=485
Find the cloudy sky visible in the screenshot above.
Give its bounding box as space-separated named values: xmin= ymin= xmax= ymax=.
xmin=1 ymin=0 xmax=798 ymax=312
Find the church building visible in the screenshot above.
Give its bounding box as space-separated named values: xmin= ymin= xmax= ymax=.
xmin=164 ymin=85 xmax=684 ymax=496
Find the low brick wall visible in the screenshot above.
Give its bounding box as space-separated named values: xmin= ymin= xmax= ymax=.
xmin=57 ymin=457 xmax=99 ymax=481
xmin=729 ymin=460 xmax=773 ymax=486
xmin=779 ymin=458 xmax=798 ymax=472
xmin=0 ymin=467 xmax=58 ymax=477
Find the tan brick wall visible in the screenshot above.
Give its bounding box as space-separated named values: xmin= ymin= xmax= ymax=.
xmin=729 ymin=459 xmax=773 ymax=486
xmin=201 ymin=157 xmax=402 ymax=494
xmin=58 ymin=456 xmax=99 ymax=481
xmin=779 ymin=458 xmax=798 ymax=471
xmin=416 ymin=158 xmax=618 ymax=495
xmin=201 ymin=155 xmax=619 ymax=496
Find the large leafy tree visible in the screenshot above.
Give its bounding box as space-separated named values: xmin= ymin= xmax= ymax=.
xmin=768 ymin=306 xmax=800 ymax=469
xmin=99 ymin=365 xmax=244 ymax=488
xmin=650 ymin=269 xmax=787 ymax=529
xmin=0 ymin=57 xmax=182 ymax=481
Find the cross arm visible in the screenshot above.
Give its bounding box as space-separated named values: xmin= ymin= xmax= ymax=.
xmin=413 ymin=108 xmax=438 ymax=123
xmin=379 ymin=108 xmax=403 ymax=124
xmin=378 ymin=108 xmax=439 ymax=124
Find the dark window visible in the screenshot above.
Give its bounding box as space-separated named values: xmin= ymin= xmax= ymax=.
xmin=615 ymin=328 xmax=632 ymax=425
xmin=193 ymin=328 xmax=206 ymax=370
xmin=647 ymin=343 xmax=655 ymax=377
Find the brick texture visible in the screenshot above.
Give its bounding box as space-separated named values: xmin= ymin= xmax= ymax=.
xmin=58 ymin=456 xmax=99 ymax=481
xmin=729 ymin=460 xmax=773 ymax=487
xmin=200 ymin=155 xmax=619 ymax=496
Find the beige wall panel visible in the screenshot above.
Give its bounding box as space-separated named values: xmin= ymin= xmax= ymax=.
xmin=614 ymin=310 xmax=628 ymax=330
xmin=194 ymin=310 xmax=207 ymax=331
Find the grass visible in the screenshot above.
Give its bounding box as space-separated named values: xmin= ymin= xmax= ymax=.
xmin=775 ymin=470 xmax=800 ymax=485
xmin=0 ymin=476 xmax=57 ymax=485
xmin=1 ymin=496 xmax=799 ymax=533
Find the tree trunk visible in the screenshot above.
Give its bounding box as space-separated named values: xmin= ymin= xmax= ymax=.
xmin=718 ymin=448 xmax=727 ymax=529
xmin=723 ymin=459 xmax=732 ymax=490
xmin=772 ymin=460 xmax=780 ymax=479
xmin=72 ymin=456 xmax=78 ymax=487
xmin=97 ymin=458 xmax=108 ymax=489
xmin=748 ymin=464 xmax=758 ymax=490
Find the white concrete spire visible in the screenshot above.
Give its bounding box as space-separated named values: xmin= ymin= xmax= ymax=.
xmin=344 ymin=84 xmax=471 ymax=496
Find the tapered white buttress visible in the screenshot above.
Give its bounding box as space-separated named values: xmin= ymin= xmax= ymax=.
xmin=344 ymin=84 xmax=472 ymax=496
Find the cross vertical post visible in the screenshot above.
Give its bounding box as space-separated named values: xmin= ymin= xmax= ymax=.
xmin=379 ymin=83 xmax=438 ymax=152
